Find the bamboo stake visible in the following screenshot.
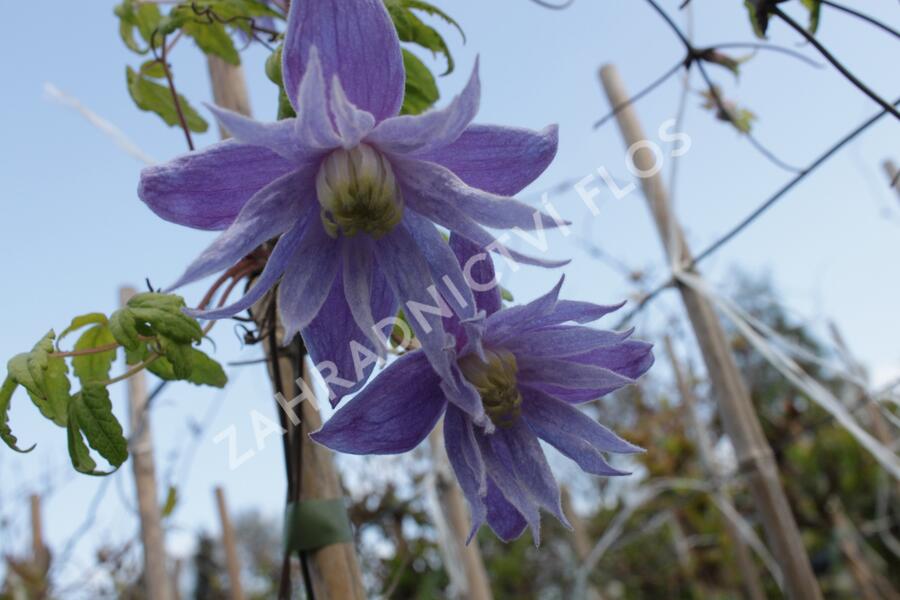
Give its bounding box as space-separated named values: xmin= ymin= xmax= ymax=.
xmin=599 ymin=64 xmax=822 ymax=600
xmin=428 ymin=425 xmax=493 ymax=600
xmin=662 ymin=337 xmax=767 ymax=600
xmin=121 ymin=286 xmax=171 ymax=600
xmin=30 ymin=494 xmax=48 ymax=570
xmin=561 ymin=487 xmax=601 ymax=600
xmin=883 ymin=160 xmax=899 ymax=202
xmin=205 ymin=58 xmax=365 ymax=600
xmin=214 ymin=487 xmax=245 ymax=600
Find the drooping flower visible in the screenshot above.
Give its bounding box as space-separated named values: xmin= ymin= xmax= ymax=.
xmin=312 ymin=237 xmax=654 ymax=542
xmin=138 ymin=0 xmax=564 ymax=400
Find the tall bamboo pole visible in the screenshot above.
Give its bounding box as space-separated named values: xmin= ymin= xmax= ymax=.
xmin=121 ymin=286 xmax=171 ymax=600
xmin=428 ymin=425 xmax=493 ymax=600
xmin=214 ymin=487 xmax=245 ymax=600
xmin=599 ymin=64 xmax=822 ymax=600
xmin=205 ymin=55 xmax=365 ymax=600
xmin=663 ymin=337 xmax=767 ymax=600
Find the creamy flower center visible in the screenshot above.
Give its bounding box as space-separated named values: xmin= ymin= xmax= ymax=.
xmin=459 ymin=349 xmax=523 ymax=428
xmin=315 ymin=144 xmax=403 ymax=239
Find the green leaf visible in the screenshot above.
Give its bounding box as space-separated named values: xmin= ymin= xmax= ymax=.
xmin=800 ymin=0 xmax=821 ymax=34
xmin=127 ymin=294 xmax=203 ymax=344
xmin=701 ymin=88 xmax=756 ymax=134
xmin=126 ymin=66 xmax=209 ymax=133
xmin=385 ymin=0 xmax=464 ymax=75
xmin=140 ymin=59 xmax=167 ymax=79
xmin=401 ymin=50 xmax=439 ymax=115
xmin=0 ymin=377 xmax=34 ymax=453
xmin=743 ymin=0 xmax=771 ymax=38
xmin=72 ymin=385 xmax=128 ymax=470
xmin=182 ymin=19 xmax=241 ymax=66
xmin=110 ymin=307 xmax=141 ymax=351
xmin=67 ymin=405 xmax=103 ymax=476
xmin=59 ymin=313 xmax=108 ymax=345
xmin=156 ymin=336 xmax=193 ymax=380
xmin=114 ymin=0 xmax=163 ymax=54
xmin=148 ymin=348 xmax=228 ymax=388
xmin=72 ymin=325 xmax=117 ymax=384
xmin=8 ymin=332 xmax=69 ymax=427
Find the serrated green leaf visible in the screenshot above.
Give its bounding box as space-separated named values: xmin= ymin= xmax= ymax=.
xmin=148 ymin=348 xmax=227 ymax=388
xmin=156 ymin=336 xmax=194 ymax=380
xmin=386 ymin=0 xmax=463 ymax=75
xmin=114 ymin=0 xmax=163 ymax=54
xmin=126 ymin=66 xmax=209 ymax=133
xmin=401 ymin=49 xmax=439 ymax=115
xmin=8 ymin=332 xmax=69 ymax=427
xmin=72 ymin=325 xmax=117 ymax=384
xmin=72 ymin=385 xmax=128 ymax=469
xmin=182 ymin=19 xmax=241 ymax=66
xmin=110 ymin=308 xmax=141 ymax=351
xmin=59 ymin=313 xmax=109 ymax=345
xmin=0 ymin=377 xmax=34 ymax=453
xmin=67 ymin=405 xmax=107 ymax=476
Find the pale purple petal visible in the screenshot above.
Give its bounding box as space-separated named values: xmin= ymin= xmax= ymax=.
xmin=330 ymin=78 xmax=376 ymax=148
xmin=311 ymin=352 xmax=445 ymax=454
xmin=475 ymin=429 xmax=542 ymax=542
xmin=368 ymin=60 xmax=480 ymax=154
xmin=403 ymin=211 xmax=476 ymax=320
xmin=166 ymin=167 xmax=317 ymax=291
xmin=303 ymin=262 xmax=396 ymax=404
xmin=564 ymin=340 xmax=655 ymax=380
xmin=138 ymin=141 xmax=293 ymax=231
xmin=293 ymin=49 xmax=343 ymax=150
xmin=187 ymin=219 xmax=306 ymax=320
xmin=440 ymin=364 xmax=492 ymax=432
xmin=395 ymin=157 xmax=564 ymax=231
xmin=522 ymin=387 xmax=640 ymax=477
xmin=206 ymin=104 xmax=325 ymax=163
xmin=493 ymin=422 xmax=569 ymax=528
xmin=341 ymin=236 xmax=383 ymax=352
xmin=443 ymin=405 xmax=488 ymax=541
xmin=484 ymin=480 xmax=528 ymax=542
xmin=504 ymin=326 xmax=634 ymax=359
xmin=450 ymin=233 xmax=502 ymax=317
xmin=282 ymin=0 xmax=403 ymax=121
xmin=515 ymin=356 xmax=637 ymax=396
xmin=484 ymin=277 xmax=564 ymax=344
xmin=374 ymin=221 xmax=456 ymax=383
xmin=279 ymin=224 xmax=342 ymax=343
xmin=404 ymin=190 xmax=567 ymax=268
xmin=414 ymin=124 xmax=559 ymax=196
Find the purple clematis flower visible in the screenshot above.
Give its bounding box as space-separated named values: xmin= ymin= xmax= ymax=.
xmin=138 ymin=0 xmax=564 ymax=399
xmin=312 ymin=237 xmax=654 ymax=542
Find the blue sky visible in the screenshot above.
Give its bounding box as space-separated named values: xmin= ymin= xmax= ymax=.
xmin=0 ymin=0 xmax=897 ymax=592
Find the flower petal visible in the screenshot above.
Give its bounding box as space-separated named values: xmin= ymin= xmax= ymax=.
xmin=342 ymin=236 xmax=385 ymax=353
xmin=279 ymin=223 xmax=342 ymax=343
xmin=443 ymin=405 xmax=488 ymax=541
xmin=311 ymin=352 xmax=445 ymax=454
xmin=282 ymin=0 xmax=403 ymax=121
xmin=187 ymin=219 xmax=306 ymax=320
xmin=450 ymin=234 xmax=502 ymax=317
xmin=166 ymin=167 xmax=317 ymax=291
xmin=522 ymin=386 xmax=640 ymax=477
xmin=515 ymin=355 xmax=637 ymax=397
xmin=138 ymin=141 xmax=294 ymax=231
xmin=302 ymin=261 xmax=397 ymax=404
xmin=396 ymin=157 xmax=564 ymax=231
xmin=504 ymin=326 xmax=634 ymax=359
xmin=368 ymin=60 xmax=480 ymax=154
xmin=415 ymin=124 xmax=559 ymax=196
xmin=330 ymin=77 xmax=376 ymax=148
xmin=484 ymin=277 xmax=564 ymax=344
xmin=484 ymin=479 xmax=528 ymax=542
xmin=374 ymin=221 xmax=456 ymax=383
xmin=293 ymin=48 xmax=344 ymax=150
xmin=206 ymin=104 xmax=326 ymax=163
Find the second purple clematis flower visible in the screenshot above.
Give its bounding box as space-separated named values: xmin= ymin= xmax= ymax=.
xmin=312 ymin=237 xmax=654 ymax=543
xmin=138 ymin=0 xmax=563 ymax=397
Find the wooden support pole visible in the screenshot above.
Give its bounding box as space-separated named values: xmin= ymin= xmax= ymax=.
xmin=121 ymin=286 xmax=171 ymax=600
xmin=206 ymin=59 xmax=365 ymax=600
xmin=883 ymin=160 xmax=899 ymax=202
xmin=428 ymin=425 xmax=493 ymax=600
xmin=663 ymin=337 xmax=767 ymax=600
xmin=561 ymin=487 xmax=601 ymax=600
xmin=599 ymin=64 xmax=822 ymax=600
xmin=214 ymin=487 xmax=245 ymax=600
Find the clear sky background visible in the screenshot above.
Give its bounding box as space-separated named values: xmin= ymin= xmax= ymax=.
xmin=0 ymin=0 xmax=897 ymax=594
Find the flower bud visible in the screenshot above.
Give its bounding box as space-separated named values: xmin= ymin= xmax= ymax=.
xmin=459 ymin=349 xmax=523 ymax=428
xmin=315 ymin=144 xmax=403 ymax=239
